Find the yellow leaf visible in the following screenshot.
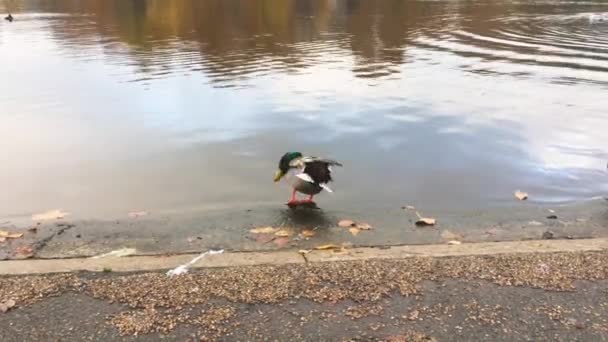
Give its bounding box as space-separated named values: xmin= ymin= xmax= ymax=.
xmin=314 ymin=244 xmax=341 ymax=250
xmin=250 ymin=226 xmax=277 ymax=234
xmin=275 ymin=229 xmax=293 ymax=237
xmin=338 ymin=220 xmax=355 ymax=228
xmin=514 ymin=190 xmax=528 ymax=201
xmin=356 ymin=222 xmax=372 ymax=230
xmin=349 ymin=227 xmax=360 ymax=236
xmin=301 ymin=230 xmax=316 ymax=237
xmin=0 ymin=231 xmax=23 ymax=239
xmin=415 ymin=217 xmax=436 ymax=226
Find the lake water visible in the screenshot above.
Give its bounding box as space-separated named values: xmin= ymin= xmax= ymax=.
xmin=1 ymin=0 xmax=607 ymax=220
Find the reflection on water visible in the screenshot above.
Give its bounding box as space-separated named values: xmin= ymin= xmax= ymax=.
xmin=0 ymin=0 xmax=607 ymax=218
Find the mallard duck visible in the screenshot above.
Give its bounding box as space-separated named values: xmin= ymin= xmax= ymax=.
xmin=5 ymin=14 xmax=13 ymax=22
xmin=273 ymin=152 xmax=342 ymax=206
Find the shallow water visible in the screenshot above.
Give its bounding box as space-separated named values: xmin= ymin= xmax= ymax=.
xmin=1 ymin=0 xmax=607 ymax=220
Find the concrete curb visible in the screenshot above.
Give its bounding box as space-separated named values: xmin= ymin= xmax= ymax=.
xmin=2 ymin=238 xmax=608 ymax=275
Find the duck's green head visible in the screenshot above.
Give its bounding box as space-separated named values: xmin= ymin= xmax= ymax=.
xmin=274 ymin=152 xmax=302 ymax=182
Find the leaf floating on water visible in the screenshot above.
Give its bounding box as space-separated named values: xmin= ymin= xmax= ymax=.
xmin=0 ymin=299 xmax=16 ymax=313
xmin=315 ymin=244 xmax=341 ymax=250
xmin=0 ymin=231 xmax=23 ymax=239
xmin=338 ymin=220 xmax=355 ymax=228
xmin=514 ymin=190 xmax=528 ymax=201
xmin=356 ymin=222 xmax=372 ymax=230
xmin=447 ymin=240 xmax=462 ymax=245
xmin=275 ymin=229 xmax=294 ymax=237
xmin=32 ymin=209 xmax=69 ymax=221
xmin=349 ymin=227 xmax=360 ymax=236
xmin=250 ymin=226 xmax=278 ymax=234
xmin=414 ymin=211 xmax=436 ymax=227
xmin=415 ymin=217 xmax=436 ymax=226
xmin=128 ymin=210 xmax=148 ymax=219
xmin=301 ymin=230 xmax=316 ymax=238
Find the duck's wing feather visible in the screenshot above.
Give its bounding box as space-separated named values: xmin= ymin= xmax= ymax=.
xmin=301 ymin=157 xmax=342 ymax=184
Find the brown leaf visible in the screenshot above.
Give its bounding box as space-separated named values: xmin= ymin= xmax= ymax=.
xmin=274 ymin=229 xmax=293 ymax=237
xmin=338 ymin=220 xmax=355 ymax=228
xmin=250 ymin=226 xmax=277 ymax=234
xmin=356 ymin=222 xmax=372 ymax=230
xmin=301 ymin=230 xmax=316 ymax=237
xmin=32 ymin=209 xmax=68 ymax=221
xmin=315 ymin=244 xmax=341 ymax=250
xmin=255 ymin=234 xmax=275 ymax=244
xmin=14 ymin=246 xmax=34 ymax=259
xmin=128 ymin=210 xmax=148 ymax=218
xmin=0 ymin=299 xmax=16 ymax=313
xmin=273 ymin=237 xmax=290 ymax=247
xmin=349 ymin=227 xmax=360 ymax=236
xmin=415 ymin=217 xmax=436 ymax=227
xmin=514 ymin=190 xmax=528 ymax=200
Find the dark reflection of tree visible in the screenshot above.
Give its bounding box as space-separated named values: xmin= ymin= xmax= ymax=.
xmin=24 ymin=0 xmax=449 ymax=83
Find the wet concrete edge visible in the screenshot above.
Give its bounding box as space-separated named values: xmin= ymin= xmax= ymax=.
xmin=1 ymin=238 xmax=608 ymax=275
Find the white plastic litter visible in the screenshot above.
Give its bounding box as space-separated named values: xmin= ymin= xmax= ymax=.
xmin=166 ymin=249 xmax=224 ymax=277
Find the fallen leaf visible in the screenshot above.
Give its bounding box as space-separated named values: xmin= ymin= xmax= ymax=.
xmin=250 ymin=226 xmax=278 ymax=234
xmin=254 ymin=234 xmax=275 ymax=244
xmin=349 ymin=227 xmax=360 ymax=236
xmin=0 ymin=231 xmax=23 ymax=239
xmin=407 ymin=310 xmax=419 ymax=321
xmin=514 ymin=190 xmax=528 ymax=200
xmin=414 ymin=211 xmax=436 ymax=227
xmin=338 ymin=220 xmax=355 ymax=228
xmin=275 ymin=229 xmax=293 ymax=237
xmin=32 ymin=209 xmax=68 ymax=221
xmin=0 ymin=299 xmax=16 ymax=313
xmin=415 ymin=217 xmax=436 ymax=226
xmin=298 ymin=249 xmax=312 ymax=254
xmin=273 ymin=237 xmax=290 ymax=247
xmin=14 ymin=246 xmax=34 ymax=259
xmin=301 ymin=230 xmax=316 ymax=237
xmin=447 ymin=240 xmax=462 ymax=245
xmin=128 ymin=210 xmax=148 ymax=218
xmin=356 ymin=222 xmax=373 ymax=230
xmin=315 ymin=244 xmax=341 ymax=250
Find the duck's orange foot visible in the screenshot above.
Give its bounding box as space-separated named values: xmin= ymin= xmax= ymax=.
xmin=286 ymin=200 xmax=318 ymax=209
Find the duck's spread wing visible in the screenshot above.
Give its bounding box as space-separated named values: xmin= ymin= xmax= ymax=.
xmin=301 ymin=157 xmax=342 ymax=184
